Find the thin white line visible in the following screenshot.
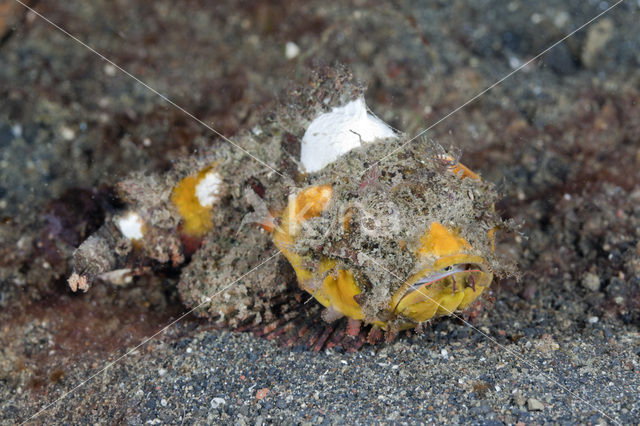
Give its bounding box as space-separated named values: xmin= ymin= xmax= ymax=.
xmin=21 ymin=250 xmax=282 ymax=424
xmin=362 ymin=0 xmax=625 ymax=174
xmin=12 ymin=0 xmax=289 ymax=181
xmin=359 ymin=252 xmax=620 ymax=425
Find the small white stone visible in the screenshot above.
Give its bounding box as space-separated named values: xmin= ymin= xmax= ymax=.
xmin=186 ymin=347 xmax=192 ymax=354
xmin=300 ymin=97 xmax=396 ymax=173
xmin=553 ymin=11 xmax=570 ymax=28
xmin=104 ymin=64 xmax=117 ymax=77
xmin=508 ymin=56 xmax=522 ymax=69
xmin=440 ymin=349 xmax=448 ymax=358
xmin=531 ymin=13 xmax=543 ymax=24
xmin=11 ymin=124 xmax=22 ymax=138
xmin=60 ymin=126 xmax=75 ymax=141
xmin=251 ymin=125 xmax=263 ymax=136
xmin=210 ymin=397 xmax=226 ymax=409
xmin=158 ymin=368 xmax=167 ymax=376
xmin=116 ymin=212 xmax=145 ymax=240
xmin=588 ymin=316 xmax=599 ymax=324
xmin=285 ymin=41 xmax=300 ymax=59
xmin=195 ymin=170 xmax=223 ymax=208
xmin=160 ymin=398 xmax=167 ymax=407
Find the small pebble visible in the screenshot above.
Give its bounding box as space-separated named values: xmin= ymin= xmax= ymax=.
xmin=513 ymin=391 xmax=526 ymax=407
xmin=285 ymin=41 xmax=300 ymax=59
xmin=581 ymin=273 xmax=601 ymax=292
xmin=104 ymin=64 xmax=117 ymax=76
xmin=527 ymin=398 xmax=544 ymax=411
xmin=210 ymin=397 xmax=225 ymax=409
xmin=60 ymin=126 xmax=75 ymax=141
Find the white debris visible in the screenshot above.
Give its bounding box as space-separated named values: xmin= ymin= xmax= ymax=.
xmin=530 ymin=13 xmax=543 ymax=24
xmin=210 ymin=397 xmax=226 ymax=409
xmin=103 ymin=63 xmax=117 ymax=77
xmin=11 ymin=124 xmax=22 ymax=138
xmin=195 ymin=170 xmax=223 ymax=207
xmin=553 ymin=11 xmax=569 ymax=28
xmin=97 ymin=268 xmax=133 ymax=286
xmin=116 ymin=211 xmax=145 ymax=240
xmin=60 ymin=126 xmax=76 ymax=141
xmin=300 ymin=97 xmax=397 ymax=173
xmin=251 ymin=125 xmax=263 ymax=136
xmin=285 ymin=41 xmax=300 ymax=59
xmin=508 ymin=56 xmax=522 ymax=69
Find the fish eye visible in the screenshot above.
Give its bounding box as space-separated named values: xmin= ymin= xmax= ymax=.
xmin=443 ymin=266 xmax=453 ymax=272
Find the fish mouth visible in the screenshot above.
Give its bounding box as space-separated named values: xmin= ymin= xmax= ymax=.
xmin=407 ymin=262 xmax=487 ymax=294
xmin=390 ymin=255 xmax=493 ymax=325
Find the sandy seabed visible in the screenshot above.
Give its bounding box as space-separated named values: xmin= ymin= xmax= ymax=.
xmin=1 ymin=1 xmax=639 ymax=424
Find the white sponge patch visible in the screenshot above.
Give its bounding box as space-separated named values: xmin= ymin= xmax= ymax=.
xmin=195 ymin=170 xmax=223 ymax=208
xmin=300 ymin=97 xmax=396 ymax=173
xmin=116 ymin=212 xmax=145 ymax=240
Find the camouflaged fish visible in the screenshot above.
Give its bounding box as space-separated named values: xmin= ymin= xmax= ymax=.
xmin=69 ymin=68 xmax=511 ymax=337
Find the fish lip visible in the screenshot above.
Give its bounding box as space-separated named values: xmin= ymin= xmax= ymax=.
xmin=407 ymin=262 xmax=486 ymax=292
xmin=391 ymin=257 xmax=492 ymax=312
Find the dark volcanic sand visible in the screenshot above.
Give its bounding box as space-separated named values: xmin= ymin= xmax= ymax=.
xmin=1 ymin=1 xmax=639 ymax=424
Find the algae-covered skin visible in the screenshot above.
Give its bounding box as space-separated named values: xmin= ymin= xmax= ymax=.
xmin=68 ymin=69 xmax=364 ymax=316
xmin=69 ymin=67 xmax=513 ymax=332
xmin=274 ymin=137 xmax=511 ymax=331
